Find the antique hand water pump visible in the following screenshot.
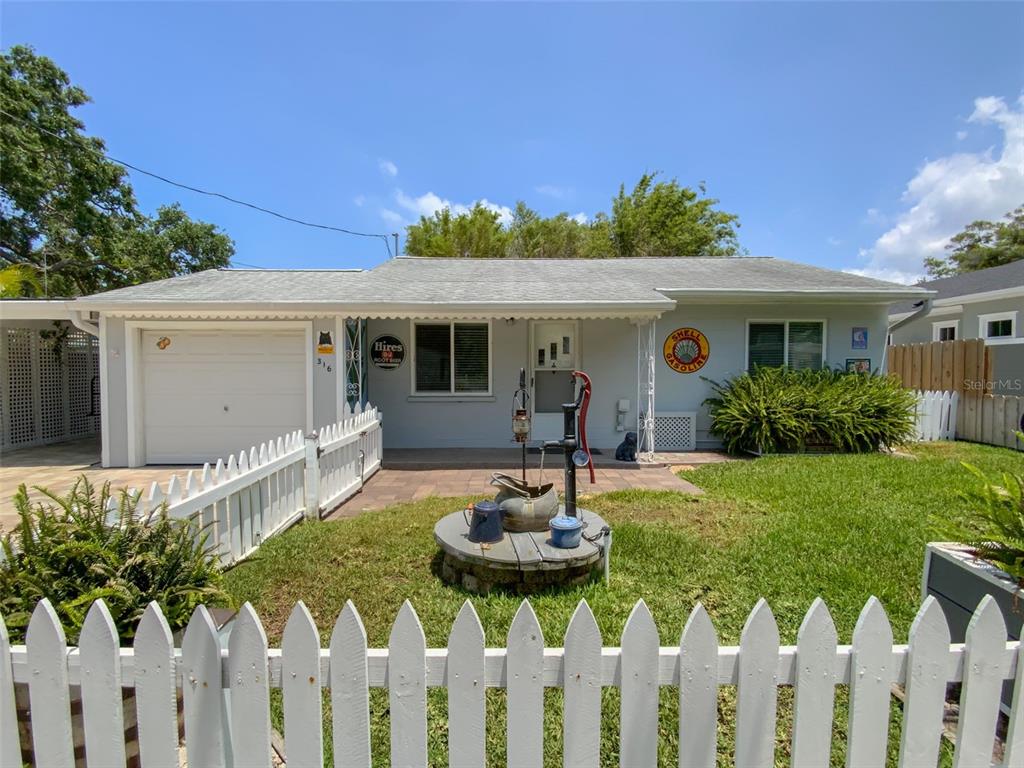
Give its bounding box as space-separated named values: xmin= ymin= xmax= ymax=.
xmin=543 ymin=370 xmax=595 ymax=517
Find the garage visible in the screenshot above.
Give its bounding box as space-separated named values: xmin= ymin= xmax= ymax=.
xmin=139 ymin=327 xmax=308 ymax=464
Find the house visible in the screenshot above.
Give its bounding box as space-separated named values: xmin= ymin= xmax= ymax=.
xmin=888 ymin=260 xmax=1024 ymax=395
xmin=48 ymin=256 xmax=927 ymax=467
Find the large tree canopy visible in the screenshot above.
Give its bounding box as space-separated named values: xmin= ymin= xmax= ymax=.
xmin=0 ymin=45 xmax=233 ymax=297
xmin=403 ymin=173 xmax=742 ymax=259
xmin=923 ymin=205 xmax=1024 ymax=278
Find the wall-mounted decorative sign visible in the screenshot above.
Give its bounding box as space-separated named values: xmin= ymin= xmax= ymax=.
xmin=852 ymin=327 xmax=868 ymax=350
xmin=156 ymin=336 xmax=171 ymax=350
xmin=370 ymin=335 xmax=405 ymax=369
xmin=317 ymin=331 xmax=335 ymax=355
xmin=846 ymin=358 xmax=871 ymax=374
xmin=663 ymin=327 xmax=710 ymax=374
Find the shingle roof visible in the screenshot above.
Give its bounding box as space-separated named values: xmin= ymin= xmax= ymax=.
xmin=889 ymin=260 xmax=1024 ymax=315
xmin=75 ymin=256 xmax=929 ymax=312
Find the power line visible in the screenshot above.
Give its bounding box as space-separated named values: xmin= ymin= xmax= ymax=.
xmin=1 ymin=108 xmax=394 ymax=258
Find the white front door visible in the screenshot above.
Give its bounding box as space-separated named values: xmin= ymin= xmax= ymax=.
xmin=140 ymin=328 xmax=307 ymax=464
xmin=529 ymin=321 xmax=578 ymax=442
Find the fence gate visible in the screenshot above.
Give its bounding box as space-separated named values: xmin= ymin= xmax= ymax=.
xmin=1 ymin=325 xmax=100 ymax=451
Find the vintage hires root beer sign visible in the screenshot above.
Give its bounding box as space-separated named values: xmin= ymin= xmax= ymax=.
xmin=663 ymin=327 xmax=710 ymax=373
xmin=370 ymin=335 xmax=405 ymax=369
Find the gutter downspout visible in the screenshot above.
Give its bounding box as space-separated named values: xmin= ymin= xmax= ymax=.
xmin=68 ymin=307 xmax=99 ymax=337
xmin=881 ymin=297 xmax=933 ymax=371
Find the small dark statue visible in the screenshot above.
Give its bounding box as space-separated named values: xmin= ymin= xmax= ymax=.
xmin=615 ymin=431 xmax=637 ymax=462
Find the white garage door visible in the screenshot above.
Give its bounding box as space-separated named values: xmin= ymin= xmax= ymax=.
xmin=141 ymin=329 xmax=306 ymax=464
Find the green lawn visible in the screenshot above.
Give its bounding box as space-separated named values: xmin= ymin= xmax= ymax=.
xmin=223 ymin=442 xmax=1022 ymax=767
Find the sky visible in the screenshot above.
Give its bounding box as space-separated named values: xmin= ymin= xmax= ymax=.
xmin=2 ymin=2 xmax=1022 ymax=283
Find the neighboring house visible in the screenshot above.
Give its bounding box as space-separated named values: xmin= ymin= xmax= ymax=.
xmin=0 ymin=300 xmax=102 ymax=451
xmin=58 ymin=256 xmax=926 ymax=467
xmin=888 ymin=260 xmax=1024 ymax=395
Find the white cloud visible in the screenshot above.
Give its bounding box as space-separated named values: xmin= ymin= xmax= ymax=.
xmin=535 ymin=184 xmax=571 ymax=199
xmin=849 ymin=94 xmax=1024 ymax=284
xmin=379 ymin=208 xmax=404 ymax=226
xmin=353 ymin=194 xmax=365 ymax=207
xmin=394 ymin=189 xmax=514 ymax=226
xmin=571 ymin=212 xmax=588 ymax=225
xmin=956 ymin=130 xmax=968 ymax=141
xmin=378 ymin=159 xmax=398 ymax=177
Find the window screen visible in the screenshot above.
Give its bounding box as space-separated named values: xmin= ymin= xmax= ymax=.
xmin=788 ymin=322 xmax=824 ymax=370
xmin=454 ymin=324 xmax=488 ymax=392
xmin=987 ymin=319 xmax=1012 ymax=338
xmin=414 ymin=325 xmax=450 ymax=392
xmin=748 ymin=323 xmax=785 ymax=369
xmin=415 ymin=323 xmax=490 ymax=393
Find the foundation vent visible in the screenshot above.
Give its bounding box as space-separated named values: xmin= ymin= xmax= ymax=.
xmin=653 ymin=411 xmax=697 ymax=451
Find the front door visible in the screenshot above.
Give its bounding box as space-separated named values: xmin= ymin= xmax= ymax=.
xmin=530 ymin=321 xmax=578 ymax=442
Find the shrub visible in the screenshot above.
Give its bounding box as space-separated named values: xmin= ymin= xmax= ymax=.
xmin=936 ymin=463 xmax=1024 ymax=584
xmin=703 ymin=367 xmax=918 ymax=454
xmin=0 ymin=476 xmax=229 ymax=644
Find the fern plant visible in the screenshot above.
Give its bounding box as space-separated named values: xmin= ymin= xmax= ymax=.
xmin=936 ymin=461 xmax=1024 ymax=584
xmin=0 ymin=476 xmax=229 ymax=644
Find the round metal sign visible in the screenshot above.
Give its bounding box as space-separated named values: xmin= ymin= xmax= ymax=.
xmin=370 ymin=335 xmax=405 ymax=370
xmin=663 ymin=327 xmax=710 ymax=374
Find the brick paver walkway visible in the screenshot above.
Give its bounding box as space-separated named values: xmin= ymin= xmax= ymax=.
xmin=325 ymin=465 xmax=703 ymax=519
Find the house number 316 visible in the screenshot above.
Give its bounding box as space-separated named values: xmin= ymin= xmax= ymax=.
xmin=317 ymin=357 xmax=333 ymax=373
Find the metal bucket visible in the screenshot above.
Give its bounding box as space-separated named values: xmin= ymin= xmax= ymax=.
xmin=465 ymin=500 xmax=504 ymax=543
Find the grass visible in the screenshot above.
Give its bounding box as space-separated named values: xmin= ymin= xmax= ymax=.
xmin=223 ymin=442 xmax=1022 ymax=767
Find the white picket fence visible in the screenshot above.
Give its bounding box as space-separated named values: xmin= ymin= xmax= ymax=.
xmin=112 ymin=404 xmax=382 ymax=566
xmin=915 ymin=389 xmax=959 ymax=441
xmin=3 ymin=594 xmax=1019 ymax=767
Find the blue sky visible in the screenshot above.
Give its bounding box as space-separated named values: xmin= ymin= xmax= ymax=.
xmin=3 ymin=2 xmax=1022 ymax=282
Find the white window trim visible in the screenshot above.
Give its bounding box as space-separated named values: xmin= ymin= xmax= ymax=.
xmin=744 ymin=319 xmax=828 ymax=370
xmin=932 ymin=319 xmax=959 ymax=342
xmin=409 ymin=319 xmax=493 ymax=397
xmin=978 ymin=310 xmax=1018 ymax=344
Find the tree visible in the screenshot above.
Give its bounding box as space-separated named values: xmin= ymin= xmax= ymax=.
xmin=403 ymin=172 xmax=742 ymax=259
xmin=0 ymin=45 xmax=234 ymax=296
xmin=924 ymin=205 xmax=1024 ymax=278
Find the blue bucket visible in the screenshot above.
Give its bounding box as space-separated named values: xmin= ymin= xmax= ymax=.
xmin=550 ymin=515 xmax=583 ymax=548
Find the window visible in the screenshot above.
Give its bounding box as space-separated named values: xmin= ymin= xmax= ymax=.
xmin=747 ymin=321 xmax=825 ymax=370
xmin=932 ymin=320 xmax=958 ymax=342
xmin=413 ymin=322 xmax=490 ymax=394
xmin=978 ymin=311 xmax=1018 ymax=343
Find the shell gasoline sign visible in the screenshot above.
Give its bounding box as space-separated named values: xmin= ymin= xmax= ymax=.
xmin=663 ymin=327 xmax=710 ymax=374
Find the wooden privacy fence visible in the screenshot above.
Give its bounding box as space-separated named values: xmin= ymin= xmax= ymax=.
xmin=3 ymin=594 xmax=1020 ymax=768
xmin=958 ymin=392 xmax=1024 ymax=451
xmin=108 ymin=403 xmax=383 ymax=566
xmin=887 ymin=338 xmax=990 ymax=394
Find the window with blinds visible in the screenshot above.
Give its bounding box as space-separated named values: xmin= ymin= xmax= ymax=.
xmin=414 ymin=322 xmax=490 ymax=394
xmin=747 ymin=321 xmax=824 ymax=370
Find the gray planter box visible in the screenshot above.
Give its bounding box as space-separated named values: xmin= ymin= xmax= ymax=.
xmin=923 ymin=542 xmax=1021 ymax=713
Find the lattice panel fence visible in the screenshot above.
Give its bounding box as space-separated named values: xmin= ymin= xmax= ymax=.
xmin=653 ymin=411 xmax=697 ymax=451
xmin=1 ymin=325 xmax=100 ymax=451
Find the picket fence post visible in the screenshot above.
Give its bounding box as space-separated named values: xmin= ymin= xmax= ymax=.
xmin=303 ymin=432 xmax=320 ymax=520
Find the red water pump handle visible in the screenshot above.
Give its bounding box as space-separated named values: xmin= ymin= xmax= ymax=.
xmin=572 ymin=371 xmax=595 ymax=484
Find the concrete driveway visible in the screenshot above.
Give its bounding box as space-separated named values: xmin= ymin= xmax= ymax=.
xmin=0 ymin=438 xmax=200 ymax=533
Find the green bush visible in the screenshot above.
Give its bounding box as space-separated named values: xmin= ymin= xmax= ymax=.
xmin=0 ymin=476 xmax=229 ymax=644
xmin=703 ymin=366 xmax=919 ymax=454
xmin=936 ymin=462 xmax=1024 ymax=584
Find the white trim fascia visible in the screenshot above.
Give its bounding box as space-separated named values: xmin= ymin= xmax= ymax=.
xmin=931 ymin=319 xmax=959 ymax=342
xmin=99 ymin=315 xmax=111 ymax=468
xmin=934 ymin=285 xmax=1024 ymax=306
xmin=978 ymin=310 xmax=1018 ymax=342
xmin=0 ymin=300 xmax=74 ymax=321
xmin=124 ymin=319 xmax=314 ymax=466
xmin=335 ymin=315 xmax=347 ymax=422
xmin=657 ymin=288 xmax=932 ymax=302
